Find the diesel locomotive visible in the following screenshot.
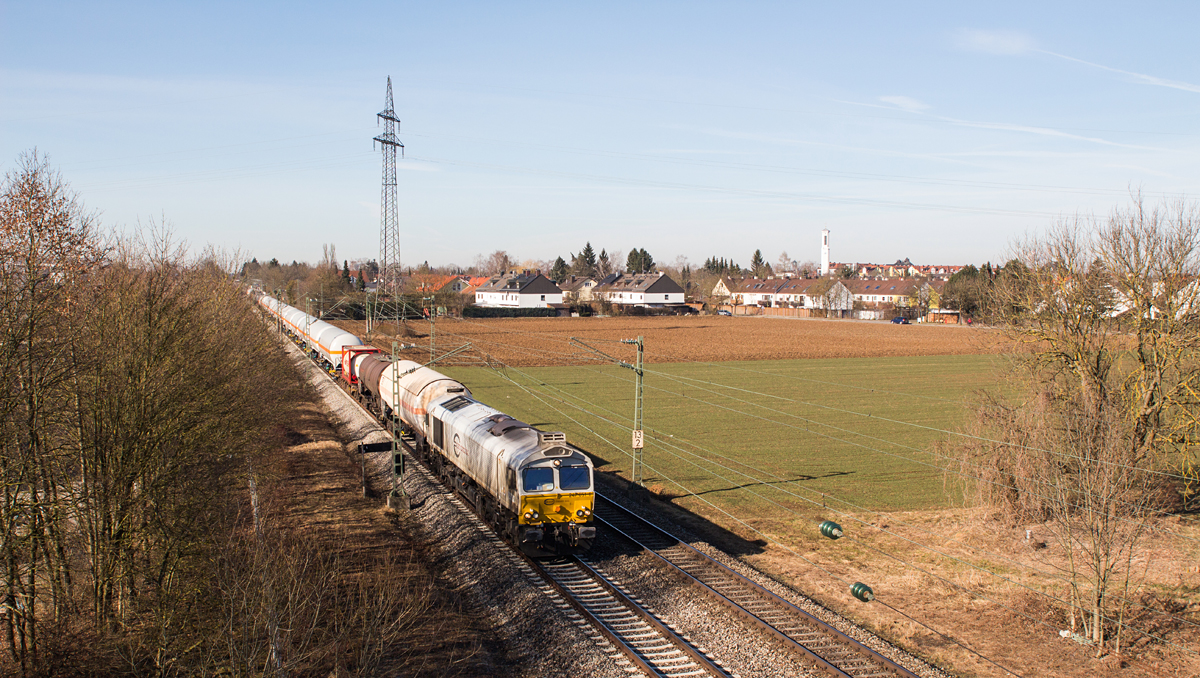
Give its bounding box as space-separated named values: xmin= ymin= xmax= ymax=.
xmin=255 ymin=292 xmax=597 ymax=556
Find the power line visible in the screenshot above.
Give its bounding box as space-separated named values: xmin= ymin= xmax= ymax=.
xmin=501 ymin=357 xmax=1200 ymax=639
xmin=639 ymin=364 xmax=1196 ymax=484
xmin=432 ymin=325 xmax=1196 ymax=543
xmin=485 ymin=361 xmax=1035 ymax=676
xmin=491 ymin=358 xmax=1200 ymax=659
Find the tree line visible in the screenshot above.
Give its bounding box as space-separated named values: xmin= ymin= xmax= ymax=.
xmin=0 ymin=152 xmax=433 ymax=676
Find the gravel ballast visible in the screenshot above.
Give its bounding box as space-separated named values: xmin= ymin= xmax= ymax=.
xmin=283 ymin=339 xmax=630 ymax=678
xmin=284 ymin=334 xmax=949 ymax=678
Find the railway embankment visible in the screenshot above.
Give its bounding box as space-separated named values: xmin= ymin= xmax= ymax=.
xmin=280 ymin=336 xmax=631 ymax=678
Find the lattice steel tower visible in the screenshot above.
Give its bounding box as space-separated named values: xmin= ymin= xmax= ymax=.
xmin=374 ymin=77 xmax=404 ymax=295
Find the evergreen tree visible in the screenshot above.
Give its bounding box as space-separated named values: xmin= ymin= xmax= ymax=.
xmin=626 ymin=249 xmax=640 ymax=273
xmin=356 ymin=269 xmax=366 ymax=291
xmin=550 ymin=256 xmax=570 ymax=283
xmin=575 ymin=242 xmax=597 ymax=277
xmin=750 ymin=249 xmax=766 ymax=278
xmin=342 ymin=260 xmax=351 ymax=284
xmin=626 ymin=248 xmax=656 ymax=274
xmin=598 ymin=249 xmax=612 ymax=277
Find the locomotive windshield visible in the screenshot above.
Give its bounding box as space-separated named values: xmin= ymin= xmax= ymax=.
xmin=523 ymin=468 xmax=555 ymax=492
xmin=559 ymin=465 xmax=590 ymax=490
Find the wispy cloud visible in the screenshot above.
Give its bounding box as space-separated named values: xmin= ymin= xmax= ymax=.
xmin=836 ymin=96 xmax=1165 ymax=151
xmin=936 ymin=116 xmax=1164 ymax=151
xmin=879 ymin=95 xmax=930 ymax=112
xmin=1038 ymin=51 xmax=1200 ymax=94
xmin=952 ymin=29 xmax=1200 ymax=95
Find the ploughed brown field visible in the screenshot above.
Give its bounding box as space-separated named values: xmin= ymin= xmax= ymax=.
xmin=335 ymin=315 xmax=1002 ymax=366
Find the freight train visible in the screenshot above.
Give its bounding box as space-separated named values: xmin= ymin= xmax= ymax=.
xmin=254 ymin=292 xmax=597 ymax=556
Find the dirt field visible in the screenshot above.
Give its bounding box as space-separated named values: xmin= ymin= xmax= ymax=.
xmin=333 ymin=315 xmax=1001 ymax=367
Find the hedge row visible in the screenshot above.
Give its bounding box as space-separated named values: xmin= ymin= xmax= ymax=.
xmin=463 ymin=306 xmax=559 ymax=318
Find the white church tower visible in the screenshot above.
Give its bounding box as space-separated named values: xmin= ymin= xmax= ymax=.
xmin=820 ymin=229 xmax=830 ymax=276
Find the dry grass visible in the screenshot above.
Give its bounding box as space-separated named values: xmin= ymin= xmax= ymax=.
xmin=681 ymin=498 xmax=1200 ymax=678
xmin=261 ymin=399 xmax=506 ymax=676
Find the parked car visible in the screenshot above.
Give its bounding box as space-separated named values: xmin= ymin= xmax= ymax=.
xmin=716 ymin=309 xmax=732 ymax=316
xmin=891 ymin=316 xmax=909 ymax=324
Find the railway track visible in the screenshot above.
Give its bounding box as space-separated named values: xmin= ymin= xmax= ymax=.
xmin=594 ymin=494 xmax=920 ymax=678
xmin=400 ymin=432 xmax=732 ymax=678
xmin=279 ymin=329 xmax=920 ymax=678
xmin=301 ymin=343 xmax=734 ymax=678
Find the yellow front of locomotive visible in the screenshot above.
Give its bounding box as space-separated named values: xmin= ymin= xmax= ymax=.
xmin=513 ymin=433 xmax=596 ymax=556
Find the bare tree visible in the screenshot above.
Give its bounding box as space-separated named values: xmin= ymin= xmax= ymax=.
xmin=0 ymin=151 xmax=99 ymax=675
xmin=479 ymin=250 xmax=513 ymax=275
xmin=960 ymin=196 xmax=1200 ymax=654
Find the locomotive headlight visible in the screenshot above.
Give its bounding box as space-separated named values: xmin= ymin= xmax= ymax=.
xmin=552 ymin=459 xmax=561 ymax=467
xmin=523 ymin=511 xmax=533 ymax=520
xmin=531 ymin=511 xmax=540 ymax=520
xmin=576 ymin=509 xmax=585 ymax=517
xmin=577 ymin=507 xmax=591 ymax=518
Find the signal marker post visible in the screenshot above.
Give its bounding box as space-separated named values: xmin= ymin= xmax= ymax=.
xmin=622 ymin=336 xmax=645 ymax=485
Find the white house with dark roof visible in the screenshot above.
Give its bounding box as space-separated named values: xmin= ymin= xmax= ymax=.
xmin=474 ymin=270 xmax=563 ymax=307
xmin=595 ymin=272 xmax=686 ymax=307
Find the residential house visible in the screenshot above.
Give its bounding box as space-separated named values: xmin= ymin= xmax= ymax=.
xmin=730 ymin=278 xmax=786 ymax=306
xmin=596 ymin=272 xmax=686 ymax=307
xmin=844 ymin=279 xmax=918 ymax=308
xmin=709 ymin=276 xmax=740 ymax=303
xmin=474 ymin=270 xmax=564 ymax=308
xmin=730 ymin=277 xmax=854 ymax=312
xmin=408 ymin=273 xmax=472 ymax=295
xmin=558 ymin=275 xmax=598 ymax=303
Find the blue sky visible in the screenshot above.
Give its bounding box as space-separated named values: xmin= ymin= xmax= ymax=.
xmin=3 ymin=2 xmax=1199 ymax=270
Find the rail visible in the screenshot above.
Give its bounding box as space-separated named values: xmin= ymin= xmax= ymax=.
xmin=595 ymin=493 xmax=921 ymax=678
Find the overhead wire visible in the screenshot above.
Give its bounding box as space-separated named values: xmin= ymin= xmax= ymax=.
xmin=413 ymin=323 xmax=1200 ymax=643
xmin=434 ymin=321 xmax=1195 ymax=539
xmin=639 ymin=364 xmax=1197 ymax=484
xmin=446 ymin=313 xmax=964 ymax=403
xmin=432 ymin=319 xmax=1197 ymax=544
xmin=445 ymin=315 xmax=1191 ymax=487
xmin=484 ymin=355 xmax=1034 ymax=676
xmin=640 ymin=364 xmax=1199 ymax=543
xmin=496 ymin=356 xmax=1200 ymax=640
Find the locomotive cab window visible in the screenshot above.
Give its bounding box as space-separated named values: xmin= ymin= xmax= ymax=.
xmin=523 ymin=468 xmax=555 ymax=492
xmin=558 ymin=465 xmax=590 ymax=491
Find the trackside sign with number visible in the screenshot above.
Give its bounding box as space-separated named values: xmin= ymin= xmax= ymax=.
xmin=632 ymin=430 xmax=644 ymax=449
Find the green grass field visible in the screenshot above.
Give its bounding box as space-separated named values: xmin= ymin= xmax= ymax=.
xmin=442 ymin=354 xmax=1003 ymax=521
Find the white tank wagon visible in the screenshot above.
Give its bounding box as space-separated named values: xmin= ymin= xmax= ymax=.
xmin=425 ymin=393 xmax=596 ymax=556
xmin=353 ymin=356 xmax=471 ymax=435
xmin=351 ymin=354 xmax=595 ymax=556
xmin=255 ymin=294 xmax=362 ymax=369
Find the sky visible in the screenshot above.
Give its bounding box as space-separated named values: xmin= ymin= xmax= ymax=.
xmin=3 ymin=2 xmax=1199 ymax=270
